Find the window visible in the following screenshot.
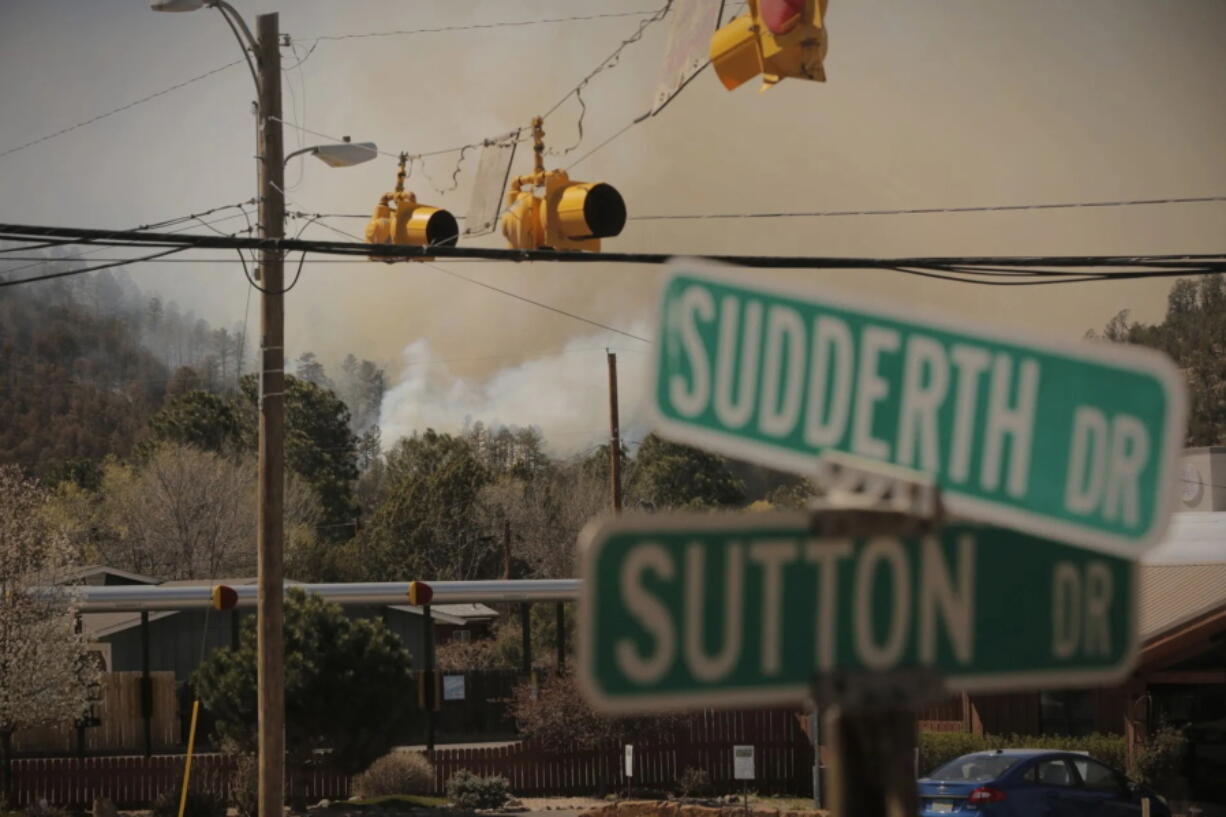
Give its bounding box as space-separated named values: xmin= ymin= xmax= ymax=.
xmin=1040 ymin=690 xmax=1096 ymax=736
xmin=1073 ymin=758 xmax=1123 ymax=792
xmin=1034 ymin=759 xmax=1076 ymax=787
xmin=928 ymin=754 xmax=1021 ymax=782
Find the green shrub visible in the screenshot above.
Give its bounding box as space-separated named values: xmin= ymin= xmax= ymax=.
xmin=676 ymin=767 xmax=712 ymax=797
xmin=229 ymin=753 xmax=259 ymax=817
xmin=445 ymin=770 xmax=511 ymax=809
xmin=151 ymin=791 xmax=225 ymax=817
xmin=919 ymin=731 xmax=1127 ymax=777
xmin=353 ymin=751 xmax=436 ymax=798
xmin=1133 ymin=726 xmax=1188 ymax=797
xmin=21 ymin=804 xmax=68 ymax=817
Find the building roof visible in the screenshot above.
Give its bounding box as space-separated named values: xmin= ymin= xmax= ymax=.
xmin=1139 ymin=562 xmax=1226 ymax=641
xmin=81 ymin=577 xmax=482 ymax=637
xmin=1144 ymin=513 xmax=1226 ymax=564
xmin=59 ymin=565 xmax=162 ymax=586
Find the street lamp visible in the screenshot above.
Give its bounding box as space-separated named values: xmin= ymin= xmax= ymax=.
xmin=285 ymin=138 xmax=379 ymax=169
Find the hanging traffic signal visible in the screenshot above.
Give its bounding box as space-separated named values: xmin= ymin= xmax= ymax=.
xmin=501 ymin=118 xmax=626 ymax=252
xmin=711 ymin=0 xmax=828 ymax=92
xmin=365 ymin=154 xmax=458 ymax=261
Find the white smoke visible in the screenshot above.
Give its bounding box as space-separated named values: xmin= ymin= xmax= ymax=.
xmin=378 ymin=325 xmax=653 ymax=457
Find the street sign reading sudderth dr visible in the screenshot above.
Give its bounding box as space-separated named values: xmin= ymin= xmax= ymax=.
xmin=649 ymin=262 xmax=1186 ymax=557
xmin=577 ymin=512 xmax=1137 ymax=713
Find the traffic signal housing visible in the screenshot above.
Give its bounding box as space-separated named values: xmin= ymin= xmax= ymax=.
xmin=501 ymin=117 xmax=626 ymax=252
xmin=366 ymin=191 xmax=458 ymax=262
xmin=502 ymin=169 xmax=626 ymax=252
xmin=211 ymin=584 xmax=238 ymax=611
xmin=407 ymin=580 xmax=433 ymax=606
xmin=711 ymin=0 xmax=828 ymax=92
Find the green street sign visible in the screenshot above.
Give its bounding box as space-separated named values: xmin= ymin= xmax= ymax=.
xmin=649 ymin=263 xmax=1186 ymax=557
xmin=577 ymin=512 xmax=1138 ymax=713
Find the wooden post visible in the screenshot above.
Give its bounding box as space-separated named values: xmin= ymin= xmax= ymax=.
xmin=607 ymin=351 xmax=622 ymax=512
xmin=140 ymin=610 xmax=152 ymax=758
xmin=555 ymin=602 xmax=566 ymax=672
xmin=520 ymin=602 xmax=532 ymax=674
xmin=423 ymin=603 xmax=436 ymax=752
xmin=255 ymin=12 xmax=287 ymax=817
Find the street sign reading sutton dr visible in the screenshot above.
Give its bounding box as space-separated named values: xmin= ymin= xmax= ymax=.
xmin=648 ymin=263 xmax=1186 ymax=558
xmin=577 ymin=512 xmax=1138 ymax=713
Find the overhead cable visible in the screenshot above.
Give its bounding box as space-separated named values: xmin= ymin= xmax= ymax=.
xmin=0 ymin=61 xmax=245 ymax=162
xmin=3 ymin=222 xmax=1225 ymax=286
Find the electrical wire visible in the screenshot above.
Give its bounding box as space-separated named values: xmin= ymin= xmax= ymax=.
xmin=300 ymin=10 xmax=661 ymax=44
xmin=0 ymin=246 xmax=190 ymax=288
xmin=4 ymin=221 xmax=1225 ymax=285
xmin=628 ymin=195 xmax=1226 ymax=221
xmin=423 ymin=263 xmax=652 ymax=343
xmin=0 ymin=61 xmax=245 ymax=162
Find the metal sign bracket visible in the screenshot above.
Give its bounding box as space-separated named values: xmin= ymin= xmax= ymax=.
xmin=806 ymin=452 xmax=947 ymax=817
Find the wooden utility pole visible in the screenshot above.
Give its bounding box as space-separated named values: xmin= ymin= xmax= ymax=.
xmin=607 ymin=351 xmax=622 ymax=512
xmin=255 ymin=13 xmax=286 ymax=817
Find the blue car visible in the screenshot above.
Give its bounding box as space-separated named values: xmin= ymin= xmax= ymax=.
xmin=917 ymin=749 xmax=1170 ymax=816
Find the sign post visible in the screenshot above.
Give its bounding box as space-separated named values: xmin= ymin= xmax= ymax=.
xmin=733 ymin=745 xmax=754 ymax=815
xmin=648 ymin=262 xmax=1185 ymax=558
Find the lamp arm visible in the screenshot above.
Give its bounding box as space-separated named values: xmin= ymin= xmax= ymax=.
xmin=209 ymin=0 xmax=260 ymax=92
xmin=283 ymin=146 xmax=318 ymax=167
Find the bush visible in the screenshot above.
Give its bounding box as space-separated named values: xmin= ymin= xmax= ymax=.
xmin=676 ymin=767 xmax=712 ymax=798
xmin=1133 ymin=726 xmax=1188 ymax=797
xmin=230 ymin=753 xmax=259 ymax=817
xmin=353 ymin=751 xmax=436 ymax=798
xmin=446 ymin=770 xmax=511 ymax=809
xmin=151 ymin=791 xmax=225 ymax=817
xmin=919 ymin=731 xmax=1127 ymax=777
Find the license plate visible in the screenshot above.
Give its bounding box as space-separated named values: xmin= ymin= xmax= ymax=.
xmin=930 ymin=801 xmax=954 ymax=814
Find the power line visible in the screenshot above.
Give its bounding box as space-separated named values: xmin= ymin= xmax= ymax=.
xmin=424 ymin=263 xmax=652 ymax=343
xmin=3 ymin=221 xmax=1223 ymax=282
xmin=0 ymin=61 xmax=245 ymax=162
xmin=629 ymin=195 xmax=1226 ymax=221
xmin=0 ymin=246 xmax=190 ymax=288
xmin=301 ymin=10 xmax=661 ymax=44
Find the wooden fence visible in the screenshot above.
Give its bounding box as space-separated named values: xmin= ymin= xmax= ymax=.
xmin=12 ymin=709 xmax=813 ymax=806
xmin=12 ymin=672 xmax=180 ymax=754
xmin=11 ymin=755 xmax=350 ymax=808
xmin=429 ymin=709 xmax=811 ymax=796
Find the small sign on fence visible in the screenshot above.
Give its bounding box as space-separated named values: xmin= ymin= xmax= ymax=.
xmin=734 ymin=745 xmax=755 ymax=780
xmin=625 ymin=744 xmax=634 ymax=777
xmin=443 ymin=674 xmax=466 ymax=701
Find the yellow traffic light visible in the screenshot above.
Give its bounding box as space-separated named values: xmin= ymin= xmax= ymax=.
xmin=501 ymin=118 xmax=626 ymax=252
xmin=407 ymin=580 xmax=433 ymax=606
xmin=211 ymin=584 xmax=238 ymax=611
xmin=711 ymin=0 xmax=828 ymax=92
xmin=365 ymin=154 xmax=458 ymax=262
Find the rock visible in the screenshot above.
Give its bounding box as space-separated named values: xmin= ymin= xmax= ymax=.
xmin=309 ymin=800 xmax=331 ymax=810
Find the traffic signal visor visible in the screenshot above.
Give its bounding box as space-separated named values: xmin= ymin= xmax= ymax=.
xmin=543 ymin=171 xmax=626 ymax=252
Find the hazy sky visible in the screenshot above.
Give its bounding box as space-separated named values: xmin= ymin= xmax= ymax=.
xmin=2 ymin=0 xmax=1224 ymax=453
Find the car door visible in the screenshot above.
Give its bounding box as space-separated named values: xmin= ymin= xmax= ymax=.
xmin=1070 ymin=757 xmax=1140 ymax=817
xmin=1032 ymin=758 xmax=1084 ymax=817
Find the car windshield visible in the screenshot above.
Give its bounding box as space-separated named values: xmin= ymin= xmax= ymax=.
xmin=927 ymin=754 xmax=1022 ymax=782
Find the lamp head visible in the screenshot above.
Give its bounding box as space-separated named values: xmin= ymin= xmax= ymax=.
xmin=151 ymin=0 xmax=207 ymax=11
xmin=311 ymin=141 xmax=378 ymax=168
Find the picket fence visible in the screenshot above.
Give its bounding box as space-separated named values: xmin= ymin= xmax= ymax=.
xmin=11 ymin=709 xmax=812 ymax=807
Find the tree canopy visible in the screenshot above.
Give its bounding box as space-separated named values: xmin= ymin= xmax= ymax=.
xmin=193 ymin=590 xmax=414 ymax=802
